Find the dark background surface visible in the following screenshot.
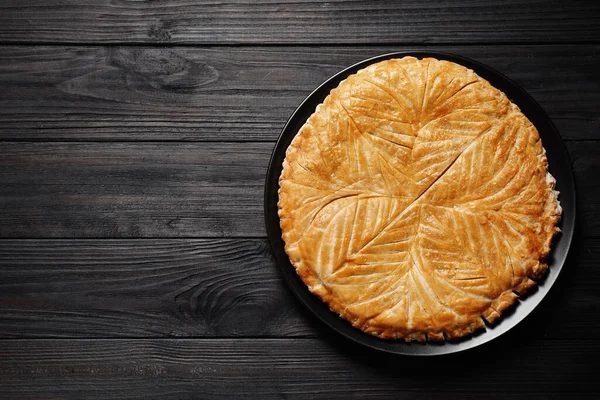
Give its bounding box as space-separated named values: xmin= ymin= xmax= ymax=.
xmin=0 ymin=1 xmax=599 ymax=398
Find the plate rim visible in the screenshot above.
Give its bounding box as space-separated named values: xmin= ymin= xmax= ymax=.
xmin=264 ymin=50 xmax=576 ymax=356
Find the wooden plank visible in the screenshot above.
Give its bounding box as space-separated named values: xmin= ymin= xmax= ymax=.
xmin=0 ymin=236 xmax=596 ymax=340
xmin=0 ymin=239 xmax=315 ymax=338
xmin=0 ymin=45 xmax=598 ymax=142
xmin=569 ymin=141 xmax=600 ymax=238
xmin=0 ymin=338 xmax=597 ymax=398
xmin=0 ymin=1 xmax=598 ymax=45
xmin=0 ymin=141 xmax=596 ymax=238
xmin=0 ymin=142 xmax=269 ymax=238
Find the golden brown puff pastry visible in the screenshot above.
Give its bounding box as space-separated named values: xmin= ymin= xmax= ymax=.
xmin=278 ymin=57 xmax=561 ymax=342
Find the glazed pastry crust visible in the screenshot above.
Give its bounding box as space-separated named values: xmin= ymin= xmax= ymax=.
xmin=278 ymin=57 xmax=561 ymax=341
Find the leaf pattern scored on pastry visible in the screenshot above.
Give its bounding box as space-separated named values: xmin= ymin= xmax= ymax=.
xmin=278 ymin=57 xmax=561 ymax=342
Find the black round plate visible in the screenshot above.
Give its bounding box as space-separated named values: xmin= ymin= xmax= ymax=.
xmin=264 ymin=51 xmax=576 ymax=356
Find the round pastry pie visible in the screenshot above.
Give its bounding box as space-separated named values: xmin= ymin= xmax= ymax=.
xmin=278 ymin=57 xmax=561 ymax=342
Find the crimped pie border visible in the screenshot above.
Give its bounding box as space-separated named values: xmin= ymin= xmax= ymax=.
xmin=277 ymin=56 xmax=562 ymax=342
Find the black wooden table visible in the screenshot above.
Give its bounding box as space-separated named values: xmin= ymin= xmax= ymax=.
xmin=0 ymin=1 xmax=599 ymax=398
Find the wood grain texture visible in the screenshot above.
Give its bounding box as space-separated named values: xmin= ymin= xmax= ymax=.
xmin=0 ymin=142 xmax=269 ymax=238
xmin=569 ymin=141 xmax=600 ymax=238
xmin=0 ymin=1 xmax=597 ymax=397
xmin=1 ymin=1 xmax=599 ymax=45
xmin=0 ymin=45 xmax=598 ymax=142
xmin=0 ymin=239 xmax=315 ymax=338
xmin=0 ymin=235 xmax=595 ymax=340
xmin=0 ymin=141 xmax=595 ymax=238
xmin=0 ymin=338 xmax=597 ymax=398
